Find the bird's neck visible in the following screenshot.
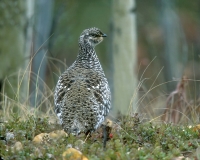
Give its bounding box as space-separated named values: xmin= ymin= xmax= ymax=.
xmin=75 ymin=39 xmax=102 ymax=69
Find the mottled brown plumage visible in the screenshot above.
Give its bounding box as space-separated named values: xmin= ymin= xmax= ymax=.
xmin=54 ymin=27 xmax=111 ymax=135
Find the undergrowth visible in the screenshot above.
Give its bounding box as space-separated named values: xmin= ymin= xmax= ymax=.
xmin=0 ymin=112 xmax=200 ymax=159
xmin=1 ymin=58 xmax=200 ymax=159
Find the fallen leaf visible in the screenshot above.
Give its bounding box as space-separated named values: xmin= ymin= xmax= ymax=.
xmin=62 ymin=148 xmax=88 ymax=160
xmin=192 ymin=124 xmax=200 ymax=132
xmin=49 ymin=130 xmax=68 ymax=139
xmin=32 ymin=133 xmax=48 ymax=144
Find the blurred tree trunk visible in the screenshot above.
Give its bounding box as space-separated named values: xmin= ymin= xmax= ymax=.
xmin=111 ymin=0 xmax=138 ymax=115
xmin=30 ymin=0 xmax=54 ymax=107
xmin=22 ymin=0 xmax=35 ymax=102
xmin=159 ymin=0 xmax=188 ymax=91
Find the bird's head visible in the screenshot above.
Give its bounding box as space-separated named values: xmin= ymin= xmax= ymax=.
xmin=79 ymin=27 xmax=107 ymax=48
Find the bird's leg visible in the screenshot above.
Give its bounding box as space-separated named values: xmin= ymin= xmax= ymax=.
xmin=103 ymin=124 xmax=108 ymax=149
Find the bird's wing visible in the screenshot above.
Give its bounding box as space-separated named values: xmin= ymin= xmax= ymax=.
xmin=88 ymin=72 xmax=111 ymax=116
xmin=54 ymin=71 xmax=71 ymax=116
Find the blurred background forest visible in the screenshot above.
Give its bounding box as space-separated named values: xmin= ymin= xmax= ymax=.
xmin=0 ymin=0 xmax=200 ymax=123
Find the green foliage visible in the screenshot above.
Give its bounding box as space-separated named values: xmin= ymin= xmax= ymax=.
xmin=0 ymin=0 xmax=26 ymax=99
xmin=1 ymin=113 xmax=199 ymax=159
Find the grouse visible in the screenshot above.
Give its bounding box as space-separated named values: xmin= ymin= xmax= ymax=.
xmin=54 ymin=27 xmax=111 ymax=136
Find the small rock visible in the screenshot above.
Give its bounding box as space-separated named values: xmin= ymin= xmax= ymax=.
xmin=6 ymin=132 xmax=14 ymax=141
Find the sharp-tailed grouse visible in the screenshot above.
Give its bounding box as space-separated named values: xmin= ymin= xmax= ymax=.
xmin=54 ymin=27 xmax=111 ymax=136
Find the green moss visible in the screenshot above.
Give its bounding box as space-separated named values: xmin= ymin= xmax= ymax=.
xmin=0 ymin=114 xmax=199 ymax=159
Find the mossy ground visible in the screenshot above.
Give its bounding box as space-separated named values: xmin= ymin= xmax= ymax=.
xmin=0 ymin=113 xmax=199 ymax=160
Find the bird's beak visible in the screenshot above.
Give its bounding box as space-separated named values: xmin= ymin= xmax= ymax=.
xmin=102 ymin=34 xmax=107 ymax=37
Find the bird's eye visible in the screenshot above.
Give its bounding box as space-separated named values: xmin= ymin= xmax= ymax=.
xmin=91 ymin=34 xmax=96 ymax=37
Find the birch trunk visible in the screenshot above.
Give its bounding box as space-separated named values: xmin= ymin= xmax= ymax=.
xmin=30 ymin=0 xmax=54 ymax=107
xmin=111 ymin=0 xmax=138 ymax=115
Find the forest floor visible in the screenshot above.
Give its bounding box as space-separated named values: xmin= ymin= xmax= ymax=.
xmin=1 ymin=111 xmax=200 ymax=160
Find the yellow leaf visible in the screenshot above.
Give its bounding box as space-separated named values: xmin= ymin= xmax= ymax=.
xmin=49 ymin=130 xmax=68 ymax=139
xmin=62 ymin=148 xmax=88 ymax=160
xmin=32 ymin=133 xmax=48 ymax=144
xmin=193 ymin=124 xmax=200 ymax=132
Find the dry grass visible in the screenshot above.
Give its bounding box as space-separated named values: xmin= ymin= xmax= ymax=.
xmin=0 ymin=56 xmax=59 ymax=123
xmin=1 ymin=56 xmax=200 ymax=126
xmin=0 ymin=57 xmax=200 ymax=159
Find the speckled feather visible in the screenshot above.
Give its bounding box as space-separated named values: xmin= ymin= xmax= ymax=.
xmin=54 ymin=27 xmax=111 ymax=135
